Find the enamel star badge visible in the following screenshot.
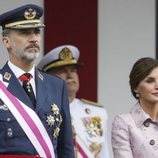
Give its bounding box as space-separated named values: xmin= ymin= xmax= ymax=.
xmin=51 ymin=103 xmax=59 ymax=115
xmin=46 ymin=115 xmax=55 ymax=127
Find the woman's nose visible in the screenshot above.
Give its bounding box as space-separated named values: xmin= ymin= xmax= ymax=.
xmin=155 ymin=80 xmax=158 ymax=88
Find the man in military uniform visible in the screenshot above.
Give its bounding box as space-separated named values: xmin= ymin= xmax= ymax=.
xmin=0 ymin=4 xmax=74 ymax=158
xmin=38 ymin=45 xmax=110 ymax=158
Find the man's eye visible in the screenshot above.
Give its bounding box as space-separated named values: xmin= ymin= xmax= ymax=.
xmin=35 ymin=29 xmax=40 ymax=34
xmin=71 ymin=68 xmax=77 ymax=72
xmin=18 ymin=30 xmax=29 ymax=35
xmin=19 ymin=30 xmax=26 ymax=34
xmin=58 ymin=70 xmax=65 ymax=73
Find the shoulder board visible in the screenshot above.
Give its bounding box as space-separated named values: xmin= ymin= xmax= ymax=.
xmin=81 ymin=98 xmax=103 ymax=107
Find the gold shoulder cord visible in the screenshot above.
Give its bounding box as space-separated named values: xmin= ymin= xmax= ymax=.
xmin=81 ymin=98 xmax=103 ymax=107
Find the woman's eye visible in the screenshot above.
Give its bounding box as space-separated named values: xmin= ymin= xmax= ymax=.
xmin=146 ymin=78 xmax=154 ymax=83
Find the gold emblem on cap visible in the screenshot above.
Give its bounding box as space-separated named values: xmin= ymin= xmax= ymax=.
xmin=24 ymin=8 xmax=36 ymax=20
xmin=59 ymin=48 xmax=73 ymax=61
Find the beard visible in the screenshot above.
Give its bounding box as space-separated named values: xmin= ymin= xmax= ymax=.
xmin=11 ymin=40 xmax=40 ymax=62
xmin=20 ymin=51 xmax=40 ymax=62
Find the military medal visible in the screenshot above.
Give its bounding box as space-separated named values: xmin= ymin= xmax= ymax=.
xmin=26 ymin=82 xmax=31 ymax=92
xmin=82 ymin=116 xmax=103 ymax=137
xmin=53 ymin=127 xmax=60 ymax=139
xmin=51 ymin=103 xmax=59 ymax=115
xmin=47 ymin=103 xmax=63 ymax=139
xmin=82 ymin=116 xmax=103 ymax=157
xmin=46 ymin=115 xmax=55 ymax=127
xmin=89 ymin=142 xmax=102 ymax=158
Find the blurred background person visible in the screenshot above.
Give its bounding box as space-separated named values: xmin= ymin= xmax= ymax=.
xmin=38 ymin=45 xmax=110 ymax=158
xmin=112 ymin=57 xmax=158 ymax=158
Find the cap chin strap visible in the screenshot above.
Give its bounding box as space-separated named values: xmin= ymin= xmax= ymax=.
xmin=43 ymin=59 xmax=77 ymax=71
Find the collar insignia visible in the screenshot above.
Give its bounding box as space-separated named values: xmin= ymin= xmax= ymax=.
xmin=38 ymin=72 xmax=43 ymax=80
xmin=4 ymin=72 xmax=11 ymax=81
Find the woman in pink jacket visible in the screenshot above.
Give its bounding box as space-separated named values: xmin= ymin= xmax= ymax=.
xmin=112 ymin=57 xmax=158 ymax=158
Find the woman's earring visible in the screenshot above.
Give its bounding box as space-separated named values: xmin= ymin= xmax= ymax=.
xmin=136 ymin=93 xmax=140 ymax=98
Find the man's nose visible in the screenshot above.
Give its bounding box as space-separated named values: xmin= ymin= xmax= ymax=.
xmin=29 ymin=33 xmax=38 ymax=42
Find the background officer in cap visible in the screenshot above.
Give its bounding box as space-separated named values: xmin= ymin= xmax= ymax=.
xmin=0 ymin=4 xmax=74 ymax=158
xmin=38 ymin=45 xmax=110 ymax=158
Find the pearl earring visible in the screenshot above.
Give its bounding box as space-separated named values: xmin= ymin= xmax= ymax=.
xmin=136 ymin=93 xmax=140 ymax=98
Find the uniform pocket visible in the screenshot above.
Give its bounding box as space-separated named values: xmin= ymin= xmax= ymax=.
xmin=0 ymin=110 xmax=16 ymax=146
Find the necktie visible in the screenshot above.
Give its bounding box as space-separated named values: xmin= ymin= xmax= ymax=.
xmin=19 ymin=73 xmax=36 ymax=107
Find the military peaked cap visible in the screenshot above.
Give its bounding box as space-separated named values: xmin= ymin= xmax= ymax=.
xmin=0 ymin=4 xmax=45 ymax=30
xmin=37 ymin=45 xmax=81 ymax=72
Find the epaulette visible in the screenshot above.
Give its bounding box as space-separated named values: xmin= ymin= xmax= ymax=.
xmin=38 ymin=68 xmax=63 ymax=80
xmin=81 ymin=98 xmax=103 ymax=107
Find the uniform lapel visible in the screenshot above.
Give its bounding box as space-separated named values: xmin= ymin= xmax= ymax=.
xmin=35 ymin=69 xmax=48 ymax=112
xmin=1 ymin=63 xmax=34 ymax=109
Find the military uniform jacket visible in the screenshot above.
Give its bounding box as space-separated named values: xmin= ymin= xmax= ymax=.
xmin=0 ymin=63 xmax=75 ymax=158
xmin=70 ymin=98 xmax=110 ymax=158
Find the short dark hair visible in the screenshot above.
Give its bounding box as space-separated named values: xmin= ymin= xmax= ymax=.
xmin=129 ymin=57 xmax=158 ymax=99
xmin=2 ymin=29 xmax=11 ymax=37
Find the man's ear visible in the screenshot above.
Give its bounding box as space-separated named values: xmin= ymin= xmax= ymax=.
xmin=2 ymin=36 xmax=11 ymax=49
